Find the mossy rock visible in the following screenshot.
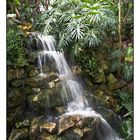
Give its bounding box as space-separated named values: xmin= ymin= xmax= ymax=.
xmin=15 ymin=119 xmax=30 ymax=129
xmin=98 ymin=60 xmax=109 ymax=74
xmin=7 ymin=106 xmax=24 ymax=130
xmin=94 ymin=73 xmax=106 ymax=84
xmin=25 ymin=78 xmax=49 ymax=88
xmin=108 ymin=80 xmax=127 ymax=91
xmin=106 ymin=74 xmax=117 ymax=85
xmin=8 ymin=69 xmax=17 ymax=81
xmin=27 ymin=51 xmax=38 ymax=63
xmin=8 ymin=89 xmax=23 ymax=108
xmin=28 ymin=68 xmax=39 ymax=77
xmin=8 ymin=128 xmax=28 ymax=140
xmin=10 ymin=80 xmax=25 ymax=87
xmin=27 ymin=88 xmax=64 ymax=112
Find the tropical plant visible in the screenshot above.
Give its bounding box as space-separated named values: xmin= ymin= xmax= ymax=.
xmin=114 ymin=90 xmax=133 ymax=140
xmin=110 ymin=46 xmax=133 ymax=81
xmin=7 ymin=22 xmax=28 ymax=67
xmin=76 ymin=50 xmax=98 ymax=77
xmin=33 ymin=0 xmax=116 ymax=55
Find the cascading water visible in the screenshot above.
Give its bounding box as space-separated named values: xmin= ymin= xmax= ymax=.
xmin=31 ymin=32 xmax=122 ymax=140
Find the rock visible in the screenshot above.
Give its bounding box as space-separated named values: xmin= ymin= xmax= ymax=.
xmin=98 ymin=60 xmax=109 ymax=74
xmin=7 ymin=107 xmax=24 ymax=132
xmin=109 ymin=80 xmax=127 ymax=91
xmin=94 ymin=73 xmax=106 ymax=84
xmin=8 ymin=89 xmax=22 ymax=108
xmin=58 ymin=115 xmax=95 ymax=135
xmin=40 ymin=121 xmax=57 ymax=134
xmin=73 ymin=128 xmax=84 ymax=137
xmin=29 ymin=116 xmax=57 ymax=139
xmin=8 ymin=68 xmax=24 ymax=81
xmin=28 ymin=89 xmax=64 ymax=111
xmin=10 ymin=80 xmax=24 ymax=87
xmin=27 ymin=51 xmax=38 ymax=63
xmin=47 ymin=72 xmax=59 ymax=82
xmin=55 ymin=107 xmax=65 ymax=114
xmin=28 ymin=69 xmax=39 ymax=77
xmin=98 ymin=85 xmax=112 ymax=95
xmin=25 ymin=78 xmax=49 ymax=88
xmin=71 ymin=66 xmax=82 ymax=75
xmin=49 ymin=81 xmax=55 ymax=88
xmin=58 ymin=116 xmax=75 ymax=134
xmin=106 ymin=74 xmax=117 ymax=85
xmin=94 ymin=89 xmax=104 ymax=99
xmin=32 ymin=88 xmax=41 ymax=93
xmin=15 ymin=119 xmax=30 ymax=129
xmin=82 ymin=129 xmax=94 ymax=140
xmin=29 ymin=116 xmax=43 ymax=136
xmin=8 ymin=69 xmax=16 ymax=81
xmin=39 ymin=133 xmax=57 ymax=140
xmin=54 ymin=78 xmax=60 ymax=83
xmin=8 ymin=128 xmax=28 ymax=140
xmin=93 ymin=89 xmax=112 ymax=108
xmin=57 ymin=130 xmax=81 ymax=140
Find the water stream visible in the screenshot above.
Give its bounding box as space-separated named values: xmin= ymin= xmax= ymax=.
xmin=31 ymin=32 xmax=122 ymax=140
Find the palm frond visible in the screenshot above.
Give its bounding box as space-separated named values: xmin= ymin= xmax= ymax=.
xmin=122 ymin=63 xmax=133 ymax=81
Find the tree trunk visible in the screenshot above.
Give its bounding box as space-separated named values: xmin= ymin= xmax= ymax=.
xmin=117 ymin=0 xmax=122 ymax=78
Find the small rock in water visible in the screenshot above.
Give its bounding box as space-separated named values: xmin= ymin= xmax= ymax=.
xmin=40 ymin=121 xmax=57 ymax=134
xmin=54 ymin=78 xmax=60 ymax=83
xmin=58 ymin=116 xmax=75 ymax=134
xmin=49 ymin=81 xmax=55 ymax=88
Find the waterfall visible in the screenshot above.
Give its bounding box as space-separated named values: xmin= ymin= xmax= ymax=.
xmin=31 ymin=33 xmax=122 ymax=140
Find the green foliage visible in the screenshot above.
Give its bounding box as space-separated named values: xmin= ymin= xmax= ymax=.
xmin=110 ymin=47 xmax=133 ymax=82
xmin=113 ymin=90 xmax=133 ymax=140
xmin=8 ymin=0 xmax=20 ymax=6
xmin=122 ymin=63 xmax=133 ymax=82
xmin=117 ymin=90 xmax=133 ymax=112
xmin=34 ymin=0 xmax=116 ymax=55
xmin=76 ymin=50 xmax=98 ymax=77
xmin=7 ymin=23 xmax=28 ymax=67
xmin=119 ymin=118 xmax=133 ymax=140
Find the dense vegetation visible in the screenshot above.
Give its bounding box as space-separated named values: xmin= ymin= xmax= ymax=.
xmin=7 ymin=0 xmax=133 ymax=139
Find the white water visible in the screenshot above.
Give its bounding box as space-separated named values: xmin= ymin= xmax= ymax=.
xmin=31 ymin=33 xmax=122 ymax=140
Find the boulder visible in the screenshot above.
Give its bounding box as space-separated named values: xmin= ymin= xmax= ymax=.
xmin=40 ymin=121 xmax=57 ymax=134
xmin=10 ymin=79 xmax=25 ymax=87
xmin=8 ymin=69 xmax=17 ymax=81
xmin=106 ymin=74 xmax=117 ymax=85
xmin=47 ymin=72 xmax=59 ymax=82
xmin=58 ymin=115 xmax=95 ymax=134
xmin=49 ymin=81 xmax=55 ymax=88
xmin=27 ymin=88 xmax=64 ymax=112
xmin=94 ymin=73 xmax=106 ymax=84
xmin=29 ymin=116 xmax=43 ymax=137
xmin=8 ymin=128 xmax=28 ymax=140
xmin=7 ymin=107 xmax=24 ymax=132
xmin=71 ymin=66 xmax=82 ymax=75
xmin=8 ymin=89 xmax=22 ymax=108
xmin=27 ymin=51 xmax=38 ymax=63
xmin=15 ymin=119 xmax=30 ymax=129
xmin=25 ymin=77 xmax=49 ymax=88
xmin=98 ymin=60 xmax=109 ymax=74
xmin=28 ymin=68 xmax=39 ymax=77
xmin=38 ymin=133 xmax=57 ymax=140
xmin=108 ymin=80 xmax=127 ymax=91
xmin=8 ymin=68 xmax=25 ymax=81
xmin=58 ymin=116 xmax=75 ymax=134
xmin=93 ymin=89 xmax=111 ymax=108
